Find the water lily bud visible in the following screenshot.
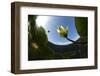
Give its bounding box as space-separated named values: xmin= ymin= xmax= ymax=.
xmin=57 ymin=25 xmax=68 ymax=37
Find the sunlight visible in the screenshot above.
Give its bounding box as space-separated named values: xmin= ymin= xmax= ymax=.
xmin=36 ymin=16 xmax=49 ymax=28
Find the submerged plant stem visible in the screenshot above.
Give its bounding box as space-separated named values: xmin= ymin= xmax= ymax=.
xmin=66 ymin=37 xmax=76 ymax=43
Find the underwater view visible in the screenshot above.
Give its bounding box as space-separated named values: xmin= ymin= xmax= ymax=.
xmin=28 ymin=15 xmax=88 ymax=60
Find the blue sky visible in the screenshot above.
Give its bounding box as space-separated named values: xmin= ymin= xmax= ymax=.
xmin=36 ymin=15 xmax=80 ymax=45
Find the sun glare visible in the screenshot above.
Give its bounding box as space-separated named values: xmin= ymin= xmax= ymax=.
xmin=36 ymin=16 xmax=49 ymax=28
